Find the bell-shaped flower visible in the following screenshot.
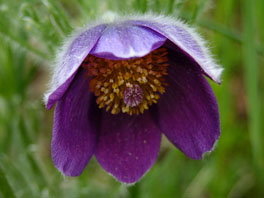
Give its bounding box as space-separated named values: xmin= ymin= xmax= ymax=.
xmin=44 ymin=14 xmax=222 ymax=184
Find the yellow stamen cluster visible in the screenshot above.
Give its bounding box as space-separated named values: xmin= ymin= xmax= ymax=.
xmin=82 ymin=47 xmax=169 ymax=115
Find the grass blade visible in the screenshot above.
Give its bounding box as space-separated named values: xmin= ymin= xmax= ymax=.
xmin=0 ymin=165 xmax=16 ymax=198
xmin=242 ymin=0 xmax=264 ymax=183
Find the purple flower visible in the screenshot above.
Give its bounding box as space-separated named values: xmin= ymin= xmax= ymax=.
xmin=44 ymin=14 xmax=222 ymax=184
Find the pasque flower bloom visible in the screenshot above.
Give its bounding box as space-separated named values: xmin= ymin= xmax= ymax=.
xmin=44 ymin=14 xmax=222 ymax=184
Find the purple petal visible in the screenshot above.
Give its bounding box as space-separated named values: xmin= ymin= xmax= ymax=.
xmin=52 ymin=69 xmax=99 ymax=176
xmin=95 ymin=112 xmax=162 ymax=184
xmin=90 ymin=23 xmax=166 ymax=60
xmin=45 ymin=24 xmax=107 ymax=109
xmin=130 ymin=18 xmax=222 ymax=83
xmin=157 ymin=50 xmax=220 ymax=159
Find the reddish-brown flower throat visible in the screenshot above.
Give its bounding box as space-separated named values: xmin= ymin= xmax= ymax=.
xmin=82 ymin=48 xmax=168 ymax=115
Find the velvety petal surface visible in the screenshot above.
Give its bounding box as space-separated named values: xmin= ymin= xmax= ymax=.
xmin=52 ymin=69 xmax=99 ymax=176
xmin=45 ymin=24 xmax=107 ymax=109
xmin=95 ymin=112 xmax=162 ymax=184
xmin=157 ymin=51 xmax=220 ymax=159
xmin=90 ymin=23 xmax=166 ymax=59
xmin=129 ymin=17 xmax=222 ymax=83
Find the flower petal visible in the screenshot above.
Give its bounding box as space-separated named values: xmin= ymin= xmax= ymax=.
xmin=95 ymin=112 xmax=162 ymax=184
xmin=90 ymin=23 xmax=166 ymax=60
xmin=129 ymin=15 xmax=222 ymax=83
xmin=157 ymin=50 xmax=220 ymax=159
xmin=45 ymin=24 xmax=107 ymax=109
xmin=52 ymin=69 xmax=99 ymax=176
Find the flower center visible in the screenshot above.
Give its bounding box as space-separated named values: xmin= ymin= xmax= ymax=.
xmin=82 ymin=47 xmax=168 ymax=115
xmin=123 ymin=84 xmax=143 ymax=107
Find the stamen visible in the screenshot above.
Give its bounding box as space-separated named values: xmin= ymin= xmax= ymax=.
xmin=82 ymin=47 xmax=168 ymax=115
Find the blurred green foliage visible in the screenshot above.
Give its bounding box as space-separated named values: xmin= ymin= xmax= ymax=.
xmin=0 ymin=0 xmax=263 ymax=197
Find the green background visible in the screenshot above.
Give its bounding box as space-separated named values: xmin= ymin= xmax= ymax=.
xmin=0 ymin=0 xmax=263 ymax=197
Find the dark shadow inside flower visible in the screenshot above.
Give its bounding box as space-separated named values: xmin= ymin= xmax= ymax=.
xmin=45 ymin=15 xmax=222 ymax=184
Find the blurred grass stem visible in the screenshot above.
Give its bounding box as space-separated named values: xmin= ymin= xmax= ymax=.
xmin=242 ymin=0 xmax=264 ymax=183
